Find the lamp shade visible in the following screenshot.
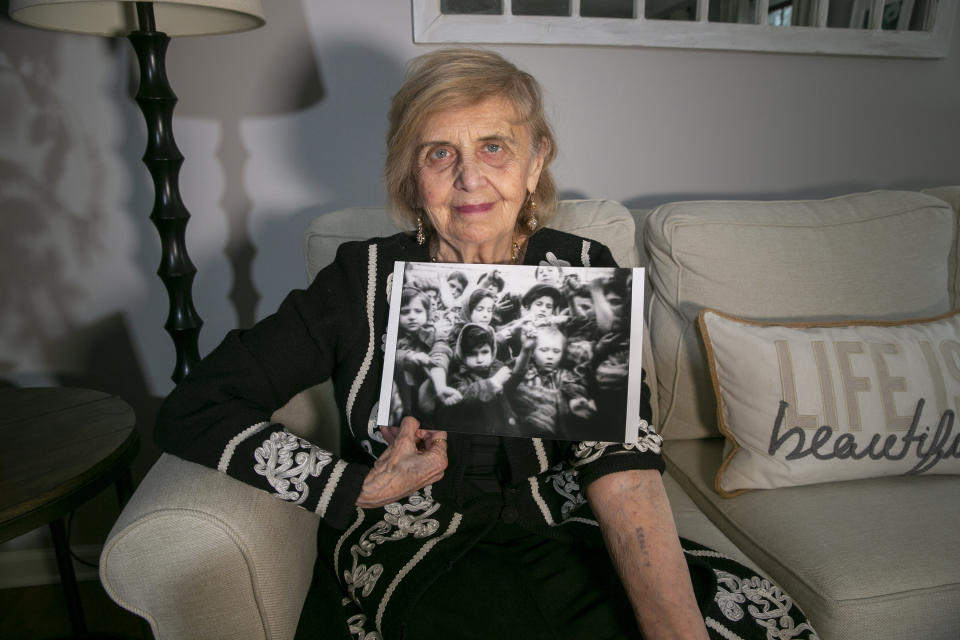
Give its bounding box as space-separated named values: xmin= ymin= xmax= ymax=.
xmin=8 ymin=0 xmax=265 ymax=36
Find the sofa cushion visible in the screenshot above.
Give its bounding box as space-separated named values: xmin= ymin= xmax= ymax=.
xmin=664 ymin=438 xmax=960 ymax=640
xmin=304 ymin=199 xmax=639 ymax=282
xmin=698 ymin=307 xmax=960 ymax=495
xmin=644 ymin=190 xmax=958 ymax=440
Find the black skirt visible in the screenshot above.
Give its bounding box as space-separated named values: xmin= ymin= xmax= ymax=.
xmin=296 ymin=442 xmax=818 ymax=640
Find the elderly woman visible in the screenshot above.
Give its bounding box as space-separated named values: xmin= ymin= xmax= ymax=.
xmin=156 ymin=49 xmax=709 ymax=639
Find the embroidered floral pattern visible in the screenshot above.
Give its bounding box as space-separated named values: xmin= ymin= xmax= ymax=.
xmin=344 ymin=490 xmax=442 ymax=607
xmin=546 ymin=466 xmax=585 ymax=519
xmin=628 ymin=418 xmax=663 ymax=454
xmin=253 ymin=431 xmax=332 ymax=504
xmin=570 ymin=441 xmax=614 ymax=467
xmin=714 ymin=570 xmax=820 ymax=640
xmin=346 ymin=613 xmax=382 ymax=640
xmin=570 ymin=420 xmax=663 ymax=468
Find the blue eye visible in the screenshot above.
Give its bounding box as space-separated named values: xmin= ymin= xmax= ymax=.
xmin=484 ymin=143 xmax=501 ymax=153
xmin=424 ymin=147 xmax=455 ymax=167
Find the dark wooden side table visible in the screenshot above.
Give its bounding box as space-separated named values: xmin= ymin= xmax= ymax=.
xmin=0 ymin=387 xmax=140 ymax=637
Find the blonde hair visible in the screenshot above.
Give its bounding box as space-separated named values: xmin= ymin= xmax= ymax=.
xmin=386 ymin=48 xmax=558 ymax=235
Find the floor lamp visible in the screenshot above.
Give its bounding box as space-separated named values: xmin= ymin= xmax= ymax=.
xmin=8 ymin=0 xmax=265 ymax=384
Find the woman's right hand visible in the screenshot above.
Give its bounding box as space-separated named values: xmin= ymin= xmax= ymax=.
xmin=358 ymin=417 xmax=448 ymax=508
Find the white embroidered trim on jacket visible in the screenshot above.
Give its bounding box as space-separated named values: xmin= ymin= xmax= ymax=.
xmin=316 ymin=459 xmax=349 ymax=517
xmin=346 ymin=613 xmax=382 ymax=640
xmin=570 ymin=441 xmax=614 ymax=468
xmin=712 ymin=570 xmax=819 ymax=639
xmin=375 ymin=512 xmax=463 ymax=635
xmin=548 ymin=467 xmax=585 ymax=519
xmin=705 ymin=618 xmax=745 ymax=640
xmin=347 ymin=244 xmax=377 ymax=435
xmin=218 ymin=421 xmax=270 ymax=472
xmin=336 ymin=508 xmax=366 ymax=579
xmin=532 ymin=438 xmax=549 ymax=473
xmin=528 ymin=476 xmax=555 ymax=526
xmin=581 ymin=240 xmax=591 ymax=267
xmin=253 ymin=431 xmax=333 ymax=504
xmin=344 ymin=491 xmax=442 ymax=609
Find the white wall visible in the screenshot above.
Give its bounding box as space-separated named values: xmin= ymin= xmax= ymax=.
xmin=0 ymin=0 xmax=957 ymax=570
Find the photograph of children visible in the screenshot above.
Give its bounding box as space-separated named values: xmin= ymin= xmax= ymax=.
xmin=378 ymin=260 xmax=645 ymax=444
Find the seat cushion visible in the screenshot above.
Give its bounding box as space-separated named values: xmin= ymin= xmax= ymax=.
xmin=643 ymin=190 xmax=958 ymax=440
xmin=664 ymin=439 xmax=960 ymax=640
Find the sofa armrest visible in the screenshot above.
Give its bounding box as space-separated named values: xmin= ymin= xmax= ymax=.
xmin=100 ymin=454 xmax=320 ymax=640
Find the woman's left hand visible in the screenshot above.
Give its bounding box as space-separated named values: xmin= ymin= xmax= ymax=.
xmin=358 ymin=417 xmax=448 ymax=508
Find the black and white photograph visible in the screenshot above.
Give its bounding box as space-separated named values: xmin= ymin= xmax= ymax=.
xmin=377 ymin=260 xmax=645 ymax=443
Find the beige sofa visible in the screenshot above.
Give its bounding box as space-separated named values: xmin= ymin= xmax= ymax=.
xmin=101 ymin=188 xmax=960 ymax=639
xmin=642 ymin=186 xmax=960 ymax=640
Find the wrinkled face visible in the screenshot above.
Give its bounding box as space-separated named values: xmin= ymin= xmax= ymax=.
xmin=416 ymin=96 xmax=546 ymax=256
xmin=572 ymin=295 xmax=594 ymax=318
xmin=399 ymin=298 xmax=428 ymax=334
xmin=470 ymin=296 xmax=495 ymax=325
xmin=464 ymin=343 xmax=494 ymax=372
xmin=533 ymin=331 xmax=564 ymax=372
xmin=524 ymin=295 xmax=555 ymax=320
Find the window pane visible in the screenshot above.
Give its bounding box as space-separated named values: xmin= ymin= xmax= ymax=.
xmin=646 ymin=0 xmax=697 ymax=20
xmin=709 ymin=0 xmax=759 ymax=24
xmin=442 ymin=0 xmax=503 ymax=15
xmin=581 ymin=0 xmax=635 ymax=18
xmin=512 ymin=0 xmax=571 ymax=16
xmin=767 ymin=2 xmax=793 ymax=26
xmin=882 ymin=0 xmax=934 ymax=31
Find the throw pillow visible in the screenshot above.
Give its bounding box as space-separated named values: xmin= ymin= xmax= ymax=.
xmin=698 ymin=308 xmax=960 ymax=497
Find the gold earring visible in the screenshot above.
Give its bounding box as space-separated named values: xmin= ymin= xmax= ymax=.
xmin=416 ymin=216 xmax=425 ymax=245
xmin=525 ymin=195 xmax=538 ymax=231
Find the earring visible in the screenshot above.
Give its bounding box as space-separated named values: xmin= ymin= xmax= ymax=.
xmin=416 ymin=216 xmax=425 ymax=245
xmin=525 ymin=195 xmax=538 ymax=231
xmin=526 ymin=212 xmax=538 ymax=231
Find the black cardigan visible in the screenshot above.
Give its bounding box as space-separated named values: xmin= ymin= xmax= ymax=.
xmin=155 ymin=227 xmax=664 ymax=636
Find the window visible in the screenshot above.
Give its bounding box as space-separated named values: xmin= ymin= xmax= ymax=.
xmin=413 ymin=0 xmax=957 ymax=57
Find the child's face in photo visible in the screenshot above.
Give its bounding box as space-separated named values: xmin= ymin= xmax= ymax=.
xmin=463 ymin=343 xmax=494 ymax=373
xmin=535 ymin=266 xmax=561 ymax=286
xmin=470 ymin=297 xmax=495 ymax=325
xmin=533 ymin=332 xmax=564 ymax=372
xmin=525 ymin=295 xmax=555 ymax=320
xmin=565 ymin=339 xmax=593 ymax=366
xmin=426 ymin=289 xmax=440 ymax=310
xmin=605 ymin=291 xmax=624 ymax=316
xmin=572 ymin=295 xmax=594 ymax=318
xmin=399 ymin=298 xmax=428 ymax=333
xmin=448 ymin=279 xmax=464 ymax=299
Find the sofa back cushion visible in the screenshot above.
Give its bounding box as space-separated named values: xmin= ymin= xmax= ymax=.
xmin=644 ymin=190 xmax=959 ymax=440
xmin=304 ymin=199 xmax=639 ymax=281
